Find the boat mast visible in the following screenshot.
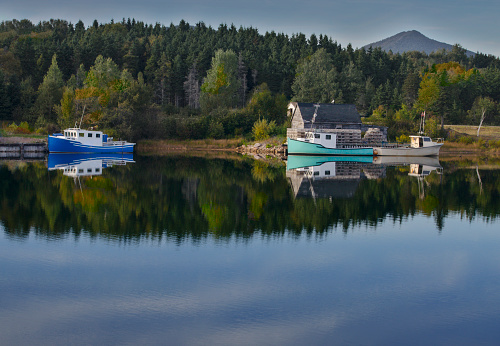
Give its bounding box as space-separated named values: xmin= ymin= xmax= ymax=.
xmin=77 ymin=105 xmax=86 ymax=129
xmin=419 ymin=111 xmax=426 ymax=135
xmin=312 ymin=104 xmax=320 ymax=129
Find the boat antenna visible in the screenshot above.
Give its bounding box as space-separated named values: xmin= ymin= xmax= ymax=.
xmin=78 ymin=105 xmax=86 ymax=129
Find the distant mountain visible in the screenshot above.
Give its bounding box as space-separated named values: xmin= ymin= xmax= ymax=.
xmin=363 ymin=30 xmax=475 ymax=57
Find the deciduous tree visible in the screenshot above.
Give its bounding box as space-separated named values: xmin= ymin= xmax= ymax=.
xmin=200 ymin=49 xmax=240 ymax=112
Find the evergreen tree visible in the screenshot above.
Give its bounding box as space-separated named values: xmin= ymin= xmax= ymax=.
xmin=34 ymin=54 xmax=64 ymax=124
xmin=0 ymin=70 xmax=12 ymax=120
xmin=291 ymin=48 xmax=340 ymax=103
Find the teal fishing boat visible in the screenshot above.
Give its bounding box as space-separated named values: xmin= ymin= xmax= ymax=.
xmin=287 ymin=131 xmax=373 ymax=156
xmin=286 ymin=155 xmax=373 ymax=170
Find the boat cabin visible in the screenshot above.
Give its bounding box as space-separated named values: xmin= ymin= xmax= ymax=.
xmin=303 ymin=131 xmax=337 ymax=149
xmin=61 ymin=160 xmax=103 ymax=178
xmin=63 ymin=128 xmax=108 ymax=146
xmin=410 ymin=136 xmax=434 ymax=148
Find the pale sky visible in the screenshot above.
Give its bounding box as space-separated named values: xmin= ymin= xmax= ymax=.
xmin=2 ymin=0 xmax=499 ymax=57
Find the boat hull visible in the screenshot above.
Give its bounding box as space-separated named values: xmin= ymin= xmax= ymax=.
xmin=48 ymin=153 xmax=135 ymax=170
xmin=373 ymin=144 xmax=443 ymax=156
xmin=48 ymin=135 xmax=135 ymax=153
xmin=287 ymin=138 xmax=373 ymax=156
xmin=287 ymin=155 xmax=373 ymax=170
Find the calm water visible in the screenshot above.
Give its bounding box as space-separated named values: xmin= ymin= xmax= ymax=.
xmin=1 ymin=154 xmax=499 ymax=345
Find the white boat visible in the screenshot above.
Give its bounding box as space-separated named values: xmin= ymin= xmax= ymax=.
xmin=372 ymin=155 xmax=441 ymax=167
xmin=373 ymin=112 xmax=443 ymax=156
xmin=373 ymin=135 xmax=444 ymax=156
xmin=48 ymin=128 xmax=135 ymax=153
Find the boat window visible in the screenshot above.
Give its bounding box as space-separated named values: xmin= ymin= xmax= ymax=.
xmin=88 ymin=133 xmax=93 ymax=137
xmin=87 ymin=169 xmax=92 ymax=173
xmin=424 ymin=137 xmax=431 ymax=142
xmin=313 ymin=171 xmax=319 ymax=176
xmin=95 ymin=168 xmax=100 ymax=172
xmin=314 ymin=134 xmax=320 ymax=139
xmin=78 ymin=169 xmax=84 ymax=173
xmin=326 ymin=135 xmax=331 ymax=140
xmin=79 ymin=133 xmax=84 ymax=137
xmin=325 ymin=170 xmax=330 ymax=175
xmin=96 ymin=134 xmax=101 ymax=138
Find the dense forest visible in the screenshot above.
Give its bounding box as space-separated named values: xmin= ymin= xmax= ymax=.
xmin=1 ymin=18 xmax=500 ymax=140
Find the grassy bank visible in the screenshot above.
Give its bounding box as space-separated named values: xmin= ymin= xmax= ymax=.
xmin=137 ymin=136 xmax=286 ymax=153
xmin=136 ymin=138 xmax=245 ymax=153
xmin=444 ymin=125 xmax=500 ymax=140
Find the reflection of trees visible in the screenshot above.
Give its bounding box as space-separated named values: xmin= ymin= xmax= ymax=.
xmin=0 ymin=158 xmax=499 ymax=242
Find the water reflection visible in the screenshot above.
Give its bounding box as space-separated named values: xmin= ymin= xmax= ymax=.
xmin=286 ymin=155 xmax=442 ymax=200
xmin=0 ymin=154 xmax=498 ymax=240
xmin=48 ymin=153 xmax=135 ymax=177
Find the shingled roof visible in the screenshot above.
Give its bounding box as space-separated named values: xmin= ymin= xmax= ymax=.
xmin=292 ymin=102 xmax=362 ymax=125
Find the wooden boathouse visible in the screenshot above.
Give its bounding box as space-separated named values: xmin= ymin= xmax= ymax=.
xmin=286 ymin=102 xmax=387 ymax=146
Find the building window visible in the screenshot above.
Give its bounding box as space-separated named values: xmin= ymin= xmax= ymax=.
xmin=326 ymin=135 xmax=331 ymax=140
xmin=88 ymin=133 xmax=93 ymax=137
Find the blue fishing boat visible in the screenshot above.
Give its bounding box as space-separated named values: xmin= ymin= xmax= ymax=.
xmin=48 ymin=128 xmax=135 ymax=153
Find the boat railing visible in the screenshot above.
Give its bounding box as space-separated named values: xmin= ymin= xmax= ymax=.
xmin=373 ymin=141 xmax=407 ymax=148
xmin=103 ymin=140 xmax=129 ymax=146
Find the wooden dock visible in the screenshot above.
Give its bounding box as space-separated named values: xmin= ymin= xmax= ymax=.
xmin=0 ymin=142 xmax=47 ymax=159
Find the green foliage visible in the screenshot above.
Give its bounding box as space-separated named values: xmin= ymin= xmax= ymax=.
xmin=396 ymin=134 xmax=410 ymax=143
xmin=291 ymin=48 xmax=341 ymax=103
xmin=458 ymin=135 xmax=475 ymax=144
xmin=6 ymin=121 xmax=31 ymax=134
xmin=85 ymin=55 xmax=120 ymax=89
xmin=34 ymin=54 xmax=64 ymax=124
xmin=55 ymin=88 xmax=76 ymax=129
xmin=423 ymin=116 xmax=441 ymax=138
xmin=208 ymin=119 xmax=224 ymax=139
xmin=2 ymin=18 xmax=500 ymax=139
xmin=200 ymin=49 xmax=240 ymax=112
xmin=252 ymin=118 xmax=276 ymax=141
xmin=246 ymin=83 xmax=288 ymax=125
xmin=1 ymin=156 xmax=500 ymax=240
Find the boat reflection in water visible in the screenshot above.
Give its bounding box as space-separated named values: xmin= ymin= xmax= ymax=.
xmin=48 ymin=153 xmax=135 ymax=177
xmin=286 ymin=155 xmax=442 ymax=199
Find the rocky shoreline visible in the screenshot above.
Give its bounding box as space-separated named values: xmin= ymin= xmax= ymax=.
xmin=236 ymin=142 xmax=287 ymax=156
